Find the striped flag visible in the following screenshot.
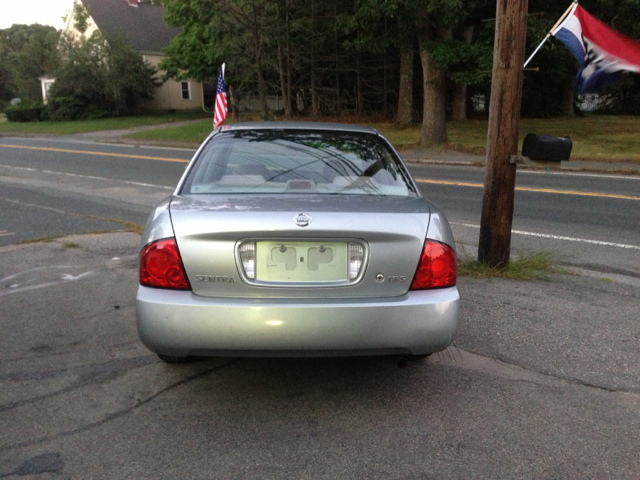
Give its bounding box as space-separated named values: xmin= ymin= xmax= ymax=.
xmin=552 ymin=4 xmax=640 ymax=93
xmin=213 ymin=64 xmax=227 ymax=129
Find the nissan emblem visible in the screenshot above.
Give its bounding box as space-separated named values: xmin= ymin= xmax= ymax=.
xmin=293 ymin=213 xmax=312 ymax=227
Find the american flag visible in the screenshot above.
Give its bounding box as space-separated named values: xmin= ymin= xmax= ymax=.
xmin=213 ymin=64 xmax=227 ymax=128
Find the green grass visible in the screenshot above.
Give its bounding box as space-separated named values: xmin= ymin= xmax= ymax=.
xmin=375 ymin=115 xmax=640 ymax=162
xmin=127 ymin=112 xmax=262 ymax=143
xmin=0 ymin=110 xmax=209 ymax=135
xmin=457 ymin=250 xmax=563 ymax=281
xmin=128 ymin=119 xmax=213 ymax=143
xmin=126 ymin=114 xmax=640 ymax=163
xmin=465 ymin=115 xmax=640 ymax=163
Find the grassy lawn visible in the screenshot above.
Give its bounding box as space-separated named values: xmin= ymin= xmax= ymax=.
xmin=127 ymin=114 xmax=640 ymax=163
xmin=0 ymin=110 xmax=209 ymax=135
xmin=126 ymin=112 xmax=261 ymax=143
xmin=368 ymin=115 xmax=640 ymax=162
xmin=128 ymin=118 xmax=214 ymax=142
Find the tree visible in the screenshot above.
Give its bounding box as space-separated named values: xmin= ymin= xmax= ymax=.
xmin=274 ymin=0 xmax=292 ymax=118
xmin=337 ymin=0 xmax=414 ymax=123
xmin=162 ymin=0 xmax=276 ymax=118
xmin=414 ymin=0 xmax=469 ymax=145
xmin=447 ymin=1 xmax=495 ymax=121
xmin=0 ymin=24 xmax=59 ymax=106
xmin=159 ymin=0 xmax=640 ymax=124
xmin=47 ymin=31 xmax=159 ymax=119
xmin=340 ymin=0 xmax=492 ymax=142
xmin=160 ymin=0 xmax=222 ymax=82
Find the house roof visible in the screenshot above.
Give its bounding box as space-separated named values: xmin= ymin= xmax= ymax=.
xmin=80 ymin=0 xmax=180 ymax=54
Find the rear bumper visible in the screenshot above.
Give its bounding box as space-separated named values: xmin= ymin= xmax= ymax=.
xmin=136 ymin=286 xmax=460 ymax=357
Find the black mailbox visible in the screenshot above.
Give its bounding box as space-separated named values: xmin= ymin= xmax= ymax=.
xmin=522 ymin=133 xmax=572 ymax=162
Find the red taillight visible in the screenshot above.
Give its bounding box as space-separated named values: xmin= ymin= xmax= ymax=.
xmin=140 ymin=238 xmax=191 ymax=290
xmin=410 ymin=240 xmax=457 ymax=290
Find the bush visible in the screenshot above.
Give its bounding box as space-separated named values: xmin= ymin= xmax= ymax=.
xmin=4 ymin=103 xmax=46 ymax=122
xmin=44 ymin=96 xmax=109 ymax=121
xmin=44 ymin=96 xmax=85 ymax=121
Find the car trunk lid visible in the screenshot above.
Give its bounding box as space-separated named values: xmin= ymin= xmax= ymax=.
xmin=170 ymin=194 xmax=430 ymax=298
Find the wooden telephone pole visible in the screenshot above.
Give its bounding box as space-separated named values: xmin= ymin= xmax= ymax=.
xmin=478 ymin=0 xmax=529 ymax=268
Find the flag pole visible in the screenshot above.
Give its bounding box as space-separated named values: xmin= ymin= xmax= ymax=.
xmin=524 ymin=1 xmax=578 ymax=68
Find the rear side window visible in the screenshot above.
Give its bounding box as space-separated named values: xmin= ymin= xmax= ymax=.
xmin=180 ymin=130 xmax=417 ymax=197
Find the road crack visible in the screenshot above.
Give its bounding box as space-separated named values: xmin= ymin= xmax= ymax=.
xmin=0 ymin=358 xmax=241 ymax=453
xmin=0 ymin=355 xmax=159 ymax=413
xmin=433 ymin=347 xmax=640 ymax=396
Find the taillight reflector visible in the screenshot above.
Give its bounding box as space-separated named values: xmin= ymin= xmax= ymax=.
xmin=348 ymin=243 xmax=365 ymax=280
xmin=140 ymin=238 xmax=191 ymax=290
xmin=239 ymin=242 xmax=256 ymax=279
xmin=410 ymin=240 xmax=457 ymax=290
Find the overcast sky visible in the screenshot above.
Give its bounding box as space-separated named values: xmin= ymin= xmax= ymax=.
xmin=0 ymin=0 xmax=72 ymax=30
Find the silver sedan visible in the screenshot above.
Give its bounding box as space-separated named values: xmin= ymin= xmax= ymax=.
xmin=136 ymin=122 xmax=460 ymax=362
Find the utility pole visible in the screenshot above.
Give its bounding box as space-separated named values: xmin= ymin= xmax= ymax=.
xmin=478 ymin=0 xmax=529 ymax=268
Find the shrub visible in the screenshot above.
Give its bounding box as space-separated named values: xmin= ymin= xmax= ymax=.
xmin=44 ymin=96 xmax=109 ymax=121
xmin=4 ymin=103 xmax=46 ymax=122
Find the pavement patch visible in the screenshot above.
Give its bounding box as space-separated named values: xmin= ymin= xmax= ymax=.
xmin=14 ymin=452 xmax=64 ymax=475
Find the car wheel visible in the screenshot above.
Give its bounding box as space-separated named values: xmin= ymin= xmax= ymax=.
xmin=157 ymin=354 xmax=187 ymax=364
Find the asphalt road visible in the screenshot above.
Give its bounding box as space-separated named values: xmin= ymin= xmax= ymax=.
xmin=1 ymin=233 xmax=639 ymax=478
xmin=1 ymin=137 xmax=638 ymax=278
xmin=1 ymin=136 xmax=639 ymax=478
xmin=409 ymin=164 xmax=640 ymax=279
xmin=0 ymin=138 xmax=181 ymax=244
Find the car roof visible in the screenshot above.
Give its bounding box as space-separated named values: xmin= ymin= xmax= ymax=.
xmin=215 ymin=121 xmax=379 ymax=135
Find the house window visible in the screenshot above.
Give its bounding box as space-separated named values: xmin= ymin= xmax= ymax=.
xmin=181 ymin=81 xmax=191 ymax=100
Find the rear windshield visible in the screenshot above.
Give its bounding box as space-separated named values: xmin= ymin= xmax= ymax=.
xmin=180 ymin=130 xmax=417 ymax=197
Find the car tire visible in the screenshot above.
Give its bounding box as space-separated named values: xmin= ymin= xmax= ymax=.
xmin=157 ymin=354 xmax=188 ymax=364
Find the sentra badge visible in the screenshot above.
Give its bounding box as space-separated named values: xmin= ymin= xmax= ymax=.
xmin=195 ymin=275 xmax=236 ymax=283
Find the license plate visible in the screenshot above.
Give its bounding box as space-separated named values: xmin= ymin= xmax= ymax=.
xmin=256 ymin=242 xmax=348 ymax=282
